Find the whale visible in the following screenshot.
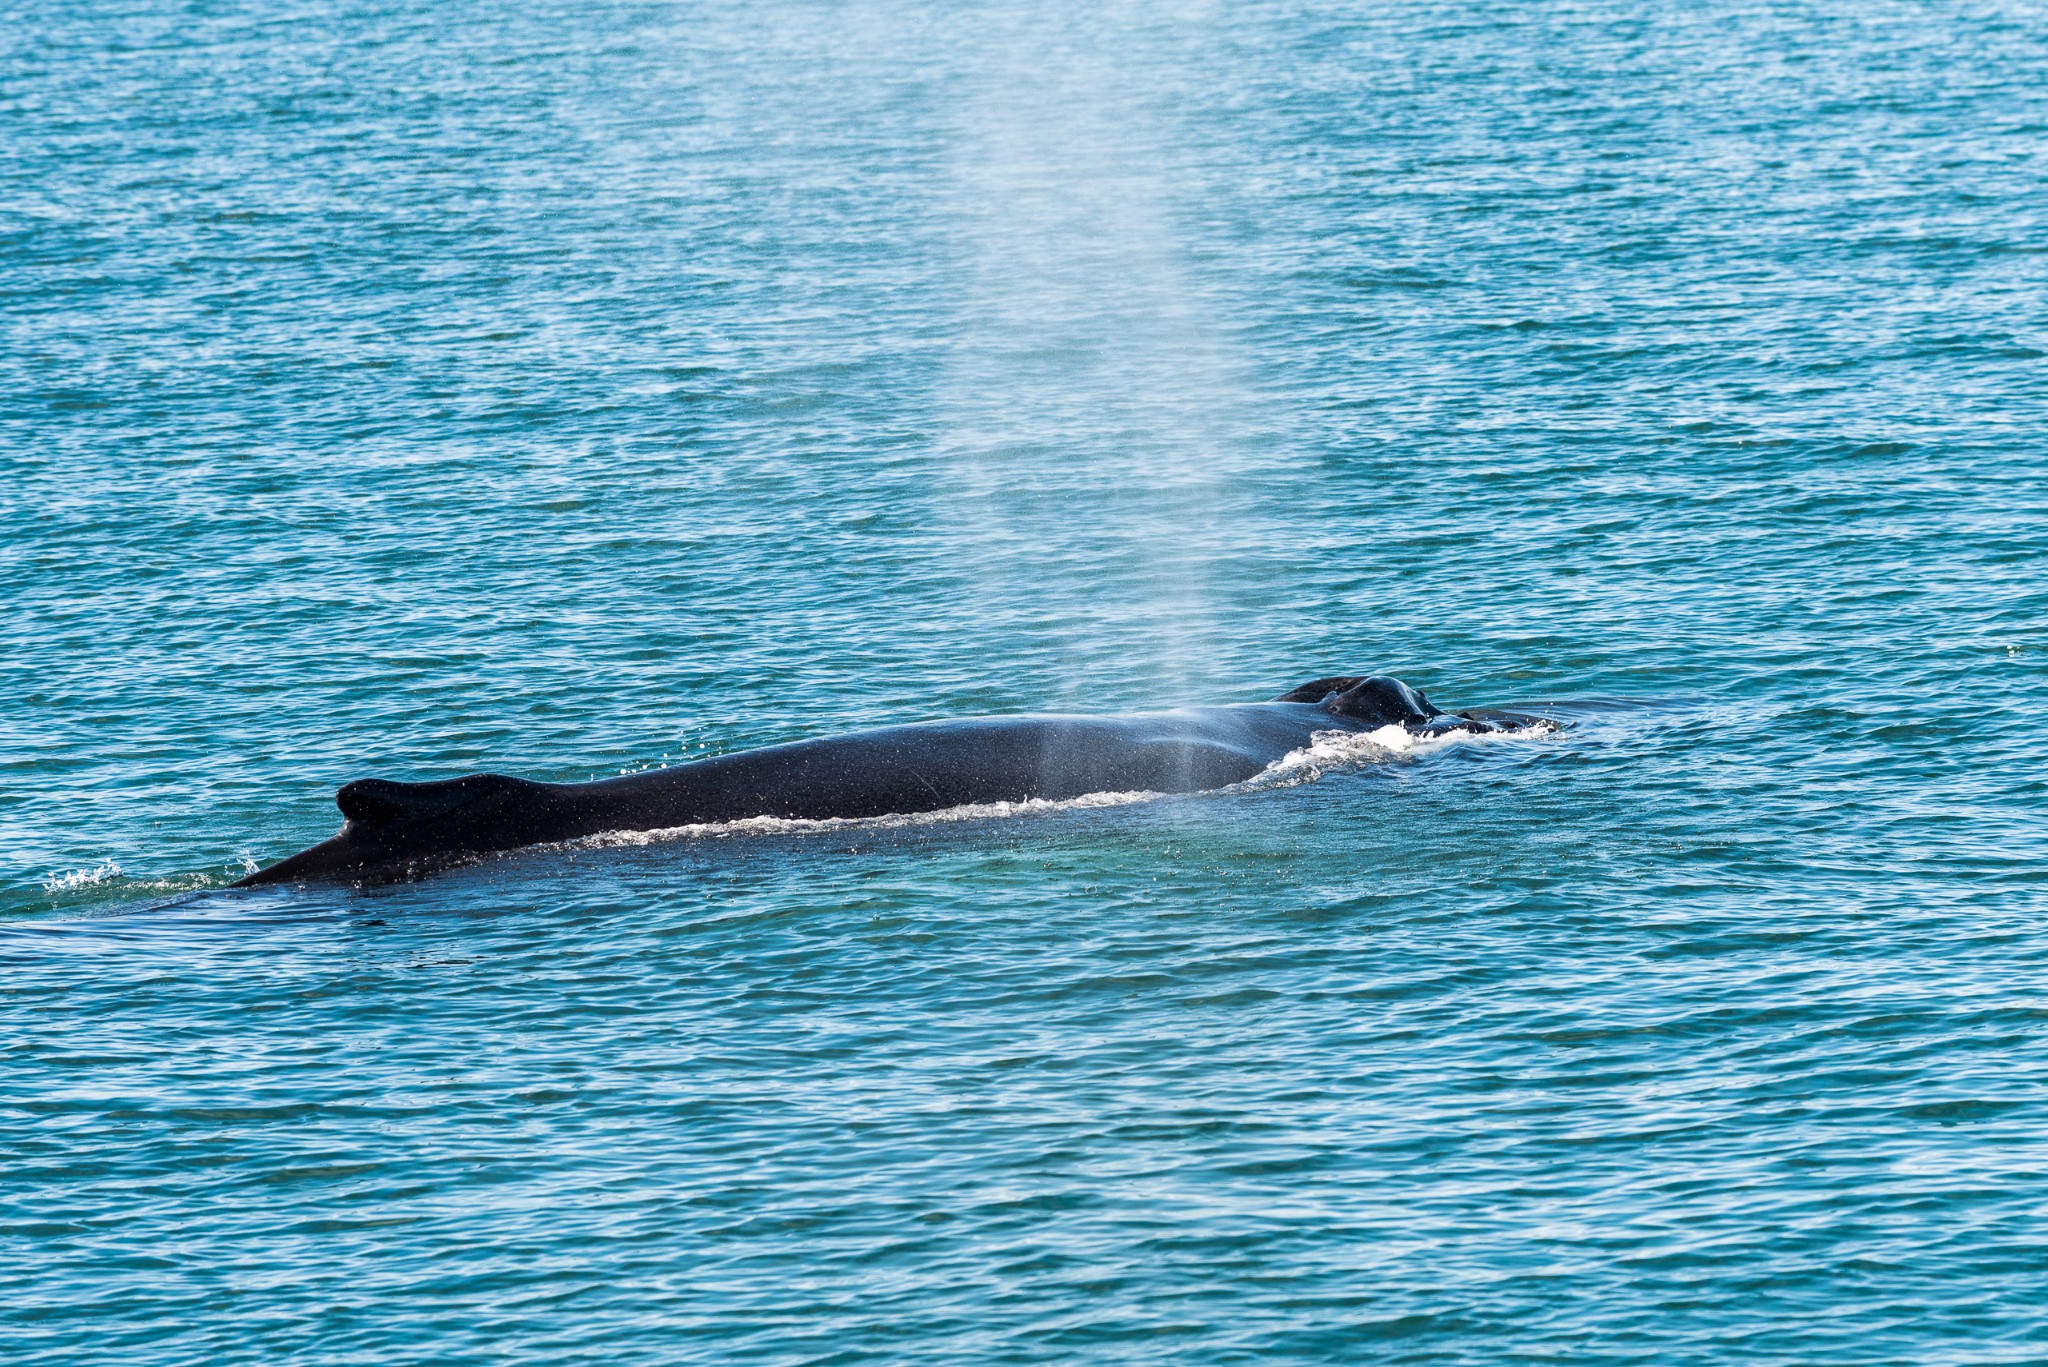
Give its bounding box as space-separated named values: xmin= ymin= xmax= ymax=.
xmin=232 ymin=675 xmax=1547 ymax=888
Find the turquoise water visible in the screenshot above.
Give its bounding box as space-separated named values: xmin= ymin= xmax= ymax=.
xmin=6 ymin=0 xmax=2048 ymax=1360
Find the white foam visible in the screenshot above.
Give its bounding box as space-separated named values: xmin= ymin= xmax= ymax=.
xmin=561 ymin=787 xmax=1165 ymax=850
xmin=1241 ymin=718 xmax=1561 ymax=790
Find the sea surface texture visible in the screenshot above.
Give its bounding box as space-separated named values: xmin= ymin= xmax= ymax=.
xmin=5 ymin=0 xmax=2047 ymax=1361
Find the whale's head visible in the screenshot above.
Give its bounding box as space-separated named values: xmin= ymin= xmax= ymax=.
xmin=235 ymin=773 xmax=548 ymax=887
xmin=1274 ymin=674 xmax=1441 ymax=727
xmin=1273 ymin=673 xmax=1554 ymax=736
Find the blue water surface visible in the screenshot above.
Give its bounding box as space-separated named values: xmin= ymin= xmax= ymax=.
xmin=5 ymin=0 xmax=2047 ymax=1361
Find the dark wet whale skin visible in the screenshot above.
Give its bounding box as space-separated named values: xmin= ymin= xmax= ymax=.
xmin=235 ymin=676 xmax=1541 ymax=887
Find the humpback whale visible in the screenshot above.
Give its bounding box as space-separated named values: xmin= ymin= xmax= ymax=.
xmin=233 ymin=675 xmax=1546 ymax=888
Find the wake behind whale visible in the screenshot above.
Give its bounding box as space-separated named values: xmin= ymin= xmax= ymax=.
xmin=235 ymin=675 xmax=1555 ymax=888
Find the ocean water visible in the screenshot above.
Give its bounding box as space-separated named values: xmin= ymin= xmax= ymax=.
xmin=5 ymin=0 xmax=2047 ymax=1360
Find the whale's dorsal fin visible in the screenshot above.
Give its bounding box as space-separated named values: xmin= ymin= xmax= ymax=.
xmin=336 ymin=774 xmax=525 ymax=828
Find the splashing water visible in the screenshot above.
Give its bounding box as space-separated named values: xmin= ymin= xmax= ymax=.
xmin=41 ymin=859 xmax=124 ymax=894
